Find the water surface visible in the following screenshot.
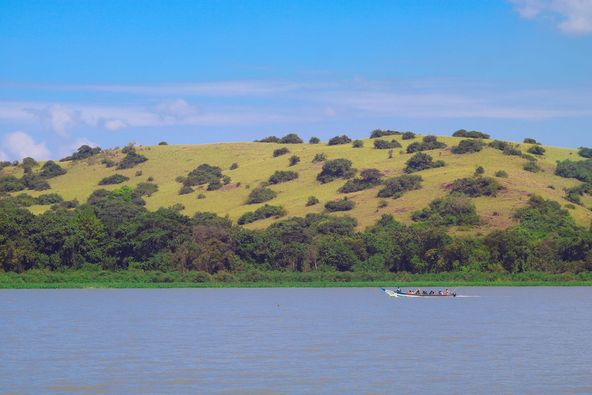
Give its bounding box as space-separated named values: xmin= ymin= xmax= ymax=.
xmin=1 ymin=287 xmax=591 ymax=394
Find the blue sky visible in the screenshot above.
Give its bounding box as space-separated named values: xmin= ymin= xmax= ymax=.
xmin=0 ymin=0 xmax=591 ymax=160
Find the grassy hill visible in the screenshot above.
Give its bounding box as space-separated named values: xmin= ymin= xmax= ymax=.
xmin=3 ymin=134 xmax=592 ymax=232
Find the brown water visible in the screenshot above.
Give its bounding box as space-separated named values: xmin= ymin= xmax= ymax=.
xmin=1 ymin=287 xmax=591 ymax=394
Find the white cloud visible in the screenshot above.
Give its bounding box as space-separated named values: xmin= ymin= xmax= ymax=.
xmin=25 ymin=104 xmax=80 ymax=136
xmin=511 ymin=0 xmax=592 ymax=35
xmin=155 ymin=99 xmax=200 ymax=121
xmin=2 ymin=131 xmax=51 ymax=160
xmin=101 ymin=118 xmax=129 ymax=131
xmin=0 ymin=149 xmax=7 ymax=161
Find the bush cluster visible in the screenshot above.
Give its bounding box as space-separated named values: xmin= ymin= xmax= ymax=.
xmin=452 ymin=130 xmax=490 ymax=139
xmin=402 ymin=132 xmax=416 ymax=140
xmin=404 ymin=152 xmax=445 ymax=173
xmin=247 ymin=187 xmax=277 ymax=204
xmin=450 ymin=176 xmax=503 ymax=197
xmin=317 ymin=159 xmax=356 ymax=183
xmin=373 ymin=139 xmax=401 ymax=149
xmin=328 ymin=135 xmax=352 ymax=146
xmin=99 ymin=174 xmax=129 ymax=185
xmin=451 ymin=139 xmax=485 ymax=154
xmin=256 ymin=133 xmax=304 ymax=144
xmin=578 ymin=147 xmax=592 ymax=159
xmin=412 ymin=195 xmax=480 ymax=226
xmin=118 ymin=149 xmax=148 ymax=169
xmin=273 ymin=147 xmax=290 ymax=157
xmin=268 ymin=170 xmax=299 ymax=184
xmin=556 ymin=160 xmax=592 ymax=182
xmin=325 ymin=198 xmax=355 ymax=212
xmin=238 ymin=205 xmax=286 ymax=224
xmin=61 ymin=145 xmax=102 ymax=162
xmin=370 ymin=129 xmax=401 ymax=138
xmin=527 ymin=146 xmax=546 ymax=156
xmin=406 ymin=135 xmax=447 ymax=153
xmin=377 ymin=174 xmax=422 ymax=198
xmin=339 ymin=169 xmax=383 ymax=193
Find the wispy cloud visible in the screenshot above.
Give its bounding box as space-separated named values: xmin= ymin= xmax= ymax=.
xmin=2 ymin=131 xmax=51 ymax=160
xmin=511 ymin=0 xmax=592 ymax=35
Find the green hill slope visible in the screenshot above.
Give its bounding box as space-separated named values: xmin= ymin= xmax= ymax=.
xmin=3 ymin=134 xmax=591 ymax=232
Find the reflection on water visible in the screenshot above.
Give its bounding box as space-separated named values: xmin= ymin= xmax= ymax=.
xmin=1 ymin=287 xmax=591 ymax=393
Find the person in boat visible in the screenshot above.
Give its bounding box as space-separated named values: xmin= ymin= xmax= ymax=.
xmin=422 ymin=290 xmax=428 ymax=295
xmin=396 ymin=287 xmax=402 ymax=294
xmin=445 ymin=289 xmax=449 ymax=296
xmin=429 ymin=290 xmax=435 ymax=295
xmin=415 ymin=288 xmax=421 ymax=295
xmin=438 ymin=290 xmax=443 ymax=295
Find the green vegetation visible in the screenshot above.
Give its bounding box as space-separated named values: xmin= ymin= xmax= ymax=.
xmin=268 ymin=170 xmax=299 ymax=184
xmin=312 ymin=153 xmax=326 ymax=162
xmin=273 ymin=147 xmax=290 ymax=157
xmin=402 ymin=132 xmax=416 ymax=140
xmin=247 ymin=186 xmax=277 ymax=204
xmin=289 ymin=155 xmax=300 ymax=166
xmin=412 ymin=195 xmax=480 ymax=226
xmin=339 ymin=168 xmax=383 ymax=193
xmin=317 ymin=159 xmax=355 ymax=183
xmin=405 ymin=152 xmax=445 ymax=173
xmin=527 ymin=146 xmax=546 ymax=156
xmin=373 ymin=139 xmax=401 ymax=149
xmin=117 ymin=148 xmax=148 ymax=169
xmin=39 ymin=161 xmax=67 ymax=179
xmin=451 ymin=139 xmax=485 ymax=154
xmin=370 ymin=129 xmax=400 ymax=138
xmin=306 ymin=196 xmax=319 ymax=206
xmin=407 ymin=135 xmax=447 ymax=153
xmin=238 ymin=204 xmax=286 ymax=224
xmin=309 ymin=137 xmax=320 ymax=144
xmin=352 ymin=140 xmax=364 ymax=148
xmin=377 ymin=174 xmax=422 ymax=199
xmin=495 ymin=170 xmax=509 ymax=178
xmin=556 ymin=159 xmax=592 ymax=182
xmin=328 ymin=135 xmax=352 ymax=146
xmin=524 ymin=160 xmax=542 ymax=173
xmin=452 ymin=129 xmax=490 ymax=139
xmin=450 ymin=176 xmax=503 ymax=197
xmin=256 ymin=133 xmax=304 ymax=144
xmin=61 ymin=145 xmax=102 ymax=161
xmin=578 ymin=147 xmax=592 ymax=158
xmin=325 ymin=198 xmax=355 ymax=212
xmin=524 ymin=138 xmax=540 ymax=144
xmin=99 ymin=174 xmax=129 ymax=185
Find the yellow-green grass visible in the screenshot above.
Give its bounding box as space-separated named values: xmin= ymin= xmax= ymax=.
xmin=6 ymin=135 xmax=592 ymax=232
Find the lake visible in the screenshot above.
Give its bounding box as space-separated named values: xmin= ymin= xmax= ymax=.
xmin=1 ymin=287 xmax=591 ymax=394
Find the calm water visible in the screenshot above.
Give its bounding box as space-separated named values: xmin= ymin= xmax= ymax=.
xmin=1 ymin=287 xmax=591 ymax=394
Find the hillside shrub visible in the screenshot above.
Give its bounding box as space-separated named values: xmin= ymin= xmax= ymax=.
xmin=268 ymin=170 xmax=299 ymax=184
xmin=555 ymin=160 xmax=592 ymax=182
xmin=450 ymin=176 xmax=503 ymax=197
xmin=406 ymin=135 xmax=447 ymax=153
xmin=352 ymin=140 xmax=364 ymax=148
xmin=317 ymin=159 xmax=355 ymax=183
xmin=339 ymin=168 xmax=383 ymax=193
xmin=289 ymin=155 xmax=300 ymax=166
xmin=36 ymin=193 xmax=64 ymax=205
xmin=158 ymin=141 xmax=168 ymax=145
xmin=0 ymin=176 xmax=26 ymax=192
xmin=328 ymin=135 xmax=352 ymax=146
xmin=377 ymin=174 xmax=422 ymax=198
xmin=495 ymin=170 xmax=508 ymax=178
xmin=404 ymin=152 xmax=445 ymax=173
xmin=99 ymin=174 xmax=129 ymax=185
xmin=412 ymin=195 xmax=480 ymax=226
xmin=503 ymin=146 xmax=522 ymax=156
xmin=452 ymin=129 xmax=490 ymax=139
xmin=325 ymin=198 xmax=355 ymax=212
xmin=370 ymin=129 xmax=400 ymax=138
xmin=475 ymin=166 xmax=485 ymax=175
xmin=39 ymin=161 xmax=67 ymax=179
xmin=524 ymin=138 xmax=539 ymax=144
xmin=184 ymin=164 xmax=224 ymax=186
xmin=118 ymin=150 xmax=148 ymax=169
xmin=451 ymin=139 xmax=485 ymax=154
xmin=578 ymin=147 xmax=592 ymax=158
xmin=273 ymin=147 xmax=289 ymax=157
xmin=373 ymin=139 xmax=401 ymax=149
xmin=280 ymin=133 xmax=303 ymax=144
xmin=402 ymin=132 xmax=416 ymax=140
xmin=207 ymin=180 xmax=223 ymax=191
xmin=309 ymin=137 xmax=320 ymax=144
xmin=22 ymin=174 xmax=50 ymax=191
xmin=523 ymin=161 xmax=542 ymax=173
xmin=22 ymin=157 xmax=38 ymax=168
xmin=230 ymin=162 xmax=239 ymax=170
xmin=101 ymin=158 xmax=116 ymax=168
xmin=306 ymin=196 xmax=319 ymax=206
xmin=247 ymin=187 xmax=277 ymax=204
xmin=527 ymin=146 xmax=546 ymax=155
xmin=256 ymin=136 xmax=281 ymax=143
xmin=178 ymin=185 xmax=194 ymax=195
xmin=61 ymin=145 xmax=102 ymax=161
xmin=238 ymin=204 xmax=286 ymax=224
xmin=312 ymin=153 xmax=327 ymax=163
xmin=489 ymin=140 xmax=511 ymax=151
xmin=135 ymin=182 xmax=158 ymax=197
xmin=564 ymin=184 xmax=592 ymax=205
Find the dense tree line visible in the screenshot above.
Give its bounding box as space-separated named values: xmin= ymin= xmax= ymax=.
xmin=1 ymin=188 xmax=591 ymax=275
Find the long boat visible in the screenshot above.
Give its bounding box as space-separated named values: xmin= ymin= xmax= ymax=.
xmin=381 ymin=288 xmax=456 ymax=298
